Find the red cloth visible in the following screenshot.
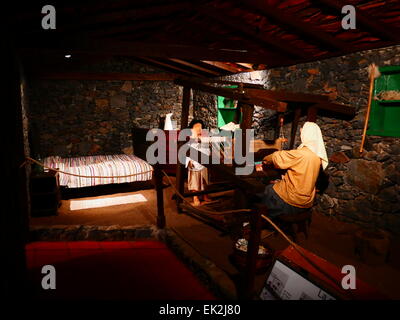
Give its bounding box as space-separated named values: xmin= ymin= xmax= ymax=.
xmin=26 ymin=240 xmax=215 ymax=300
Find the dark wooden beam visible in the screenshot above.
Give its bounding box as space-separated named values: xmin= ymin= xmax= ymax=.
xmin=201 ymin=60 xmax=242 ymax=73
xmin=245 ymin=88 xmax=330 ymax=103
xmin=81 ymin=17 xmax=173 ymax=39
xmin=200 ymin=79 xmax=265 ymax=89
xmin=243 ymin=0 xmax=348 ymax=50
xmin=240 ymin=103 xmax=255 ymax=130
xmin=197 ymin=6 xmax=305 ymax=60
xmin=19 ymin=40 xmax=288 ymax=64
xmin=169 ymin=59 xmax=221 ymax=76
xmin=311 ymin=101 xmax=355 ymax=117
xmin=307 ymin=106 xmax=318 ymax=122
xmin=175 ymin=86 xmax=191 ymax=213
xmin=290 ymin=106 xmax=302 ymax=149
xmin=52 ymin=2 xmax=193 ymax=34
xmin=175 ymin=78 xmax=287 ymax=112
xmin=34 ymin=72 xmax=179 ymax=81
xmin=317 ymin=0 xmax=400 ymax=41
xmin=153 ymin=164 xmax=166 ymax=229
xmin=139 ymin=58 xmax=205 ymax=77
xmin=242 ymin=205 xmax=264 ymax=299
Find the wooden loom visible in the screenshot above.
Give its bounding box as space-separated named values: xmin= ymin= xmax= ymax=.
xmin=154 ymin=77 xmax=356 ymax=299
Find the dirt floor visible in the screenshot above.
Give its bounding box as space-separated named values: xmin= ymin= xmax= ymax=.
xmin=30 ymin=178 xmax=400 ymax=299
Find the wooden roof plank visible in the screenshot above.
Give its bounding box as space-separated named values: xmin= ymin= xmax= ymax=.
xmin=197 ymin=5 xmax=307 ymax=60
xmin=175 ymin=78 xmax=288 ymax=111
xmin=201 ymin=61 xmax=242 ymax=73
xmin=33 ymin=72 xmax=179 ymax=81
xmin=244 ymin=0 xmax=348 ymax=50
xmin=19 ymin=40 xmax=291 ymax=64
xmin=169 ymin=59 xmax=221 ymax=75
xmin=244 ymin=88 xmax=331 ymax=103
xmin=317 ymin=0 xmax=400 ymax=41
xmin=139 ymin=57 xmax=205 ymax=77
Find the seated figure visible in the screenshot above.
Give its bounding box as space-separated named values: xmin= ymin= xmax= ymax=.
xmin=257 ymin=122 xmax=329 ymax=218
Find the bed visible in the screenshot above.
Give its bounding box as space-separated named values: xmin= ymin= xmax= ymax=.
xmin=43 ymin=154 xmax=153 ymax=188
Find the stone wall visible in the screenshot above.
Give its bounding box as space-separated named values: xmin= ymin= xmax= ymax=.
xmin=192 ymin=90 xmax=217 ymax=128
xmin=267 ymin=45 xmax=400 ymax=233
xmin=200 ymin=45 xmax=400 ymax=233
xmin=28 ymin=58 xmax=183 ymax=158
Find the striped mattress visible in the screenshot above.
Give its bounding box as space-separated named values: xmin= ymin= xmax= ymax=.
xmin=43 ymin=154 xmax=153 ymax=188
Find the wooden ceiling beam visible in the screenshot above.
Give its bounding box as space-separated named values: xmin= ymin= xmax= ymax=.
xmin=197 ymin=6 xmax=307 ymax=60
xmin=245 ymin=88 xmax=331 ymax=103
xmin=33 ymin=72 xmax=179 ymax=81
xmin=201 ymin=61 xmax=242 ymax=73
xmin=139 ymin=58 xmax=205 ymax=77
xmin=236 ymin=63 xmax=254 ymax=70
xmin=76 ymin=17 xmax=173 ymax=39
xmin=243 ymin=0 xmax=348 ymax=50
xmin=175 ymin=78 xmax=288 ymax=111
xmin=168 ymin=59 xmax=221 ymax=75
xmin=18 ymin=39 xmax=292 ymax=64
xmin=56 ymin=2 xmax=193 ymax=33
xmin=316 ymin=0 xmax=400 ymax=41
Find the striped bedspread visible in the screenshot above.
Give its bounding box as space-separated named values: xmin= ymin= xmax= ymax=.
xmin=43 ymin=154 xmax=153 ymax=188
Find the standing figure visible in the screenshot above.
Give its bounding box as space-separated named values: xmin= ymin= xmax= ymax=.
xmin=186 ymin=119 xmax=212 ymax=206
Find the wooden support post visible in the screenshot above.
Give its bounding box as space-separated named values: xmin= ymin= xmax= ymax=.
xmin=239 ymin=102 xmax=254 ymax=130
xmin=176 ymin=86 xmax=191 ymax=212
xmin=239 ymin=103 xmax=255 ymax=165
xmin=307 ymin=105 xmax=318 ymax=122
xmin=242 ymin=205 xmax=265 ymax=300
xmin=274 ymin=112 xmax=284 ymax=140
xmin=289 ymin=106 xmax=302 ymax=149
xmin=154 ymin=164 xmax=166 ymax=229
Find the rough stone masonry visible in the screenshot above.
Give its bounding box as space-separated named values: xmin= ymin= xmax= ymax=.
xmin=27 ymin=46 xmax=400 ymax=233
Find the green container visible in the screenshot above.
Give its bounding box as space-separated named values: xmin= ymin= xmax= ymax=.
xmin=367 ymin=65 xmax=400 ymax=137
xmin=217 ymin=85 xmax=242 ymax=128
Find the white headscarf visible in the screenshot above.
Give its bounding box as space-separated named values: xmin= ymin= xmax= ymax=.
xmin=298 ymin=122 xmax=329 ymax=170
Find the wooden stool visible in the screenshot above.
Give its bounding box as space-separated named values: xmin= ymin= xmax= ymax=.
xmin=275 ymin=209 xmax=313 ymax=242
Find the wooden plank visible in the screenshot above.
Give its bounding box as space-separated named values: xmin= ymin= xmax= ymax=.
xmin=139 ymin=57 xmax=204 ymax=77
xmin=242 ymin=205 xmax=265 ymax=299
xmin=240 ymin=103 xmax=255 ymax=169
xmin=34 ymin=72 xmax=179 ymax=81
xmin=245 ymin=0 xmax=347 ymax=50
xmin=49 ymin=2 xmax=193 ymax=34
xmin=169 ymin=59 xmax=221 ymax=75
xmin=175 ymin=86 xmax=191 ymax=212
xmin=245 ymin=88 xmax=330 ymax=103
xmin=307 ymin=106 xmax=318 ymax=122
xmin=311 ymin=101 xmax=355 ymax=117
xmin=201 ymin=60 xmax=242 ymax=73
xmin=318 ymin=0 xmax=400 ymax=41
xmin=84 ymin=18 xmax=173 ymax=39
xmin=200 ymin=79 xmax=265 ymax=89
xmin=175 ymin=78 xmax=287 ymax=112
xmin=19 ymin=40 xmax=291 ymax=65
xmin=236 ymin=63 xmax=254 ymax=69
xmin=183 ymin=183 xmax=237 ymax=197
xmin=290 ymin=106 xmax=302 ymax=149
xmin=239 ymin=103 xmax=254 ymax=130
xmin=198 ymin=5 xmax=306 ymax=59
xmin=153 ymin=164 xmax=166 ymax=229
